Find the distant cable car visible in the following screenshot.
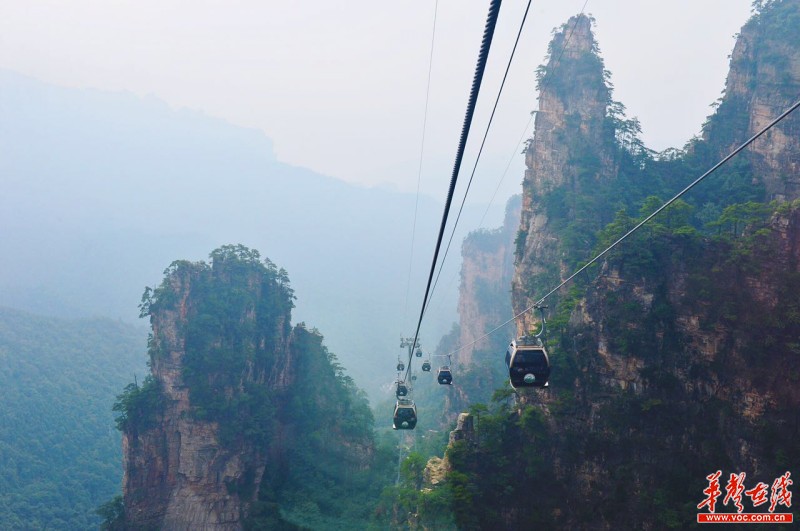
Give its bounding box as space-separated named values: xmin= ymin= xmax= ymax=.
xmin=437 ymin=366 xmax=453 ymax=385
xmin=397 ymin=359 xmax=405 ymax=372
xmin=396 ymin=381 xmax=408 ymax=397
xmin=393 ymin=398 xmax=417 ymax=430
xmin=415 ymin=348 xmax=423 ymax=358
xmin=411 ymin=374 xmax=417 ymax=381
xmin=505 ymin=339 xmax=550 ymax=389
xmin=421 ymin=360 xmax=432 ymax=372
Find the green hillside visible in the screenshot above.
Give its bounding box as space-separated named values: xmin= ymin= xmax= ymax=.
xmin=0 ymin=308 xmax=146 ymax=529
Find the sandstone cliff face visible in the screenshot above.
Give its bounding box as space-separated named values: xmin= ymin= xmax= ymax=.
xmin=456 ymin=195 xmax=520 ymax=366
xmin=435 ymin=197 xmax=520 ymax=423
xmin=585 ymin=203 xmax=799 ymax=404
xmin=540 ymin=203 xmax=800 ymax=527
xmin=435 ymin=201 xmax=800 ymax=529
xmin=709 ymin=2 xmax=800 ymax=201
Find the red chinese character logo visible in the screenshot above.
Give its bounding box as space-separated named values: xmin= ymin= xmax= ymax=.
xmin=769 ymin=471 xmax=792 ymax=513
xmin=698 ymin=470 xmax=723 ymax=513
xmin=723 ymin=472 xmax=747 ymax=513
xmin=745 ymin=481 xmax=769 ymax=508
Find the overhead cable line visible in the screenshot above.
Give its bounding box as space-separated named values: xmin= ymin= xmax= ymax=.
xmin=444 ymin=95 xmax=800 ymax=359
xmin=425 ymin=0 xmax=590 ymax=317
xmin=402 ymin=0 xmax=440 ymax=332
xmin=423 ymin=0 xmax=533 ymax=317
xmin=404 ymin=0 xmax=503 ymax=383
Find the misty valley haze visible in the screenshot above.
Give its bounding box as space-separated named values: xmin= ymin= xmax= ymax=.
xmin=2 ymin=0 xmax=799 ymax=528
xmin=0 ymin=69 xmax=506 ymax=397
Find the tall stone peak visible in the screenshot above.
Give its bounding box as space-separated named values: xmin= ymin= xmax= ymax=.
xmin=529 ymin=13 xmax=609 ymax=197
xmin=117 ymin=246 xmax=374 ymax=529
xmin=123 ymin=250 xmax=296 ymax=529
xmin=514 ymin=13 xmax=614 ymax=335
xmin=703 ymin=0 xmax=800 ymax=200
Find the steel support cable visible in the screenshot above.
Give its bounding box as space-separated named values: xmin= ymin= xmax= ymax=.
xmin=404 ymin=0 xmax=503 ymax=383
xmin=402 ymin=0 xmax=440 ymax=332
xmin=424 ymin=0 xmax=590 ymax=318
xmin=444 ymin=96 xmax=800 ymax=359
xmin=423 ymin=0 xmax=533 ymax=319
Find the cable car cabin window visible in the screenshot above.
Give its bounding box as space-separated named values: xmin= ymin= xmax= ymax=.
xmin=513 ymin=349 xmax=548 ymax=369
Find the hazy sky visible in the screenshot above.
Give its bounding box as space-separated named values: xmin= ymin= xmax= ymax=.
xmin=1 ymin=0 xmax=752 ymax=206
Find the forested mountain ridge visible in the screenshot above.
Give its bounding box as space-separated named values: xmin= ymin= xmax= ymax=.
xmin=112 ymin=245 xmax=390 ymax=529
xmin=396 ymin=2 xmax=800 ymax=528
xmin=0 ymin=308 xmax=146 ymax=529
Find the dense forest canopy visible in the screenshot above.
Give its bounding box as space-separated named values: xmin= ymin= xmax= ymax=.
xmin=0 ymin=309 xmax=145 ymax=530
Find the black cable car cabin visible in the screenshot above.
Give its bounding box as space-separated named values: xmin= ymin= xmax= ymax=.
xmin=421 ymin=360 xmax=432 ymax=372
xmin=393 ymin=398 xmax=417 ymax=430
xmin=505 ymin=340 xmax=550 ymax=388
xmin=396 ymin=381 xmax=408 ymax=397
xmin=397 ymin=360 xmax=405 ymax=372
xmin=437 ymin=366 xmax=453 ymax=385
xmin=415 ymin=348 xmax=423 ymax=357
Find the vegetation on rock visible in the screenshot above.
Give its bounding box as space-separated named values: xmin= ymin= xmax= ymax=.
xmin=110 ymin=245 xmax=395 ymax=529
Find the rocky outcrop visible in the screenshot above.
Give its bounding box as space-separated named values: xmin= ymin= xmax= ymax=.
xmin=422 ymin=413 xmax=475 ymax=490
xmin=456 ymin=195 xmax=520 ymax=365
xmin=122 ymin=256 xmax=294 ymax=530
xmin=447 ymin=413 xmax=476 ymax=446
xmin=120 ymin=247 xmax=374 ymax=529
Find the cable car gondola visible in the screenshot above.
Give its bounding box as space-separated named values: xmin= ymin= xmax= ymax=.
xmin=505 ymin=339 xmax=550 ymax=388
xmin=421 ymin=360 xmax=432 ymax=372
xmin=437 ymin=366 xmax=453 ymax=385
xmin=506 ymin=306 xmax=551 ymax=389
xmin=396 ymin=381 xmax=409 ymax=397
xmin=415 ymin=348 xmax=423 ymax=358
xmin=392 ymin=398 xmax=417 ymax=430
xmin=397 ymin=359 xmax=405 ymax=372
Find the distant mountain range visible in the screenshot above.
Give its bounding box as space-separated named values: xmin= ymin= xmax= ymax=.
xmin=0 ymin=69 xmax=505 ymax=396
